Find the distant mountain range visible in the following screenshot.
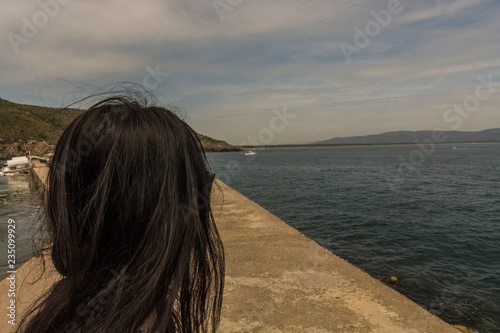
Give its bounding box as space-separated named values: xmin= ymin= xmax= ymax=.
xmin=316 ymin=128 xmax=500 ymax=145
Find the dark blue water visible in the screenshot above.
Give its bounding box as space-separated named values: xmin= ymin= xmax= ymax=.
xmin=207 ymin=144 xmax=500 ymax=333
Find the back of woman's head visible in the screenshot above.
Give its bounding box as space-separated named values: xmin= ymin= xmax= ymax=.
xmin=20 ymin=95 xmax=224 ymax=333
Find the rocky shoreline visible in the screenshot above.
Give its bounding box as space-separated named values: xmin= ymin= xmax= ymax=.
xmin=0 ymin=140 xmax=55 ymax=160
xmin=202 ymin=141 xmax=242 ymax=152
xmin=0 ymin=139 xmax=240 ymax=160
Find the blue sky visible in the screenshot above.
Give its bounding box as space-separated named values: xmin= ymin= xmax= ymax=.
xmin=1 ymin=0 xmax=500 ymax=144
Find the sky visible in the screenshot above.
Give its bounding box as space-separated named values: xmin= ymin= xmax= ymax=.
xmin=1 ymin=0 xmax=500 ymax=145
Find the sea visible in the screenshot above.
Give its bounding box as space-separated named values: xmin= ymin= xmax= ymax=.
xmin=0 ymin=145 xmax=498 ymax=332
xmin=0 ymin=165 xmax=43 ymax=282
xmin=206 ymin=144 xmax=500 ymax=333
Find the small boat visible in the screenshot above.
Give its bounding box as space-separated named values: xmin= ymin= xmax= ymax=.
xmin=3 ymin=156 xmax=31 ymax=174
xmin=244 ymin=151 xmax=256 ymax=156
xmin=7 ymin=156 xmax=29 ymax=166
xmin=0 ymin=171 xmax=5 ymax=177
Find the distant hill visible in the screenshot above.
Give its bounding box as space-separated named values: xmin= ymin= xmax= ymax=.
xmin=0 ymin=97 xmax=239 ymax=159
xmin=0 ymin=97 xmax=83 ymax=144
xmin=316 ymin=129 xmax=500 ymax=145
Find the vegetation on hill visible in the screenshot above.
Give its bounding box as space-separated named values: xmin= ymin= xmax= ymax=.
xmin=0 ymin=97 xmax=239 ymax=159
xmin=0 ymin=97 xmax=83 ymax=144
xmin=197 ymin=133 xmax=240 ymax=152
xmin=316 ymin=129 xmax=500 ymax=145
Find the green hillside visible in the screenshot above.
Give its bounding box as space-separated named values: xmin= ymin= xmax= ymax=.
xmin=0 ymin=97 xmax=238 ymax=158
xmin=0 ymin=97 xmax=83 ymax=144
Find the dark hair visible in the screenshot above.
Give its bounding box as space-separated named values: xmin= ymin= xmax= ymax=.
xmin=19 ymin=96 xmax=224 ymax=332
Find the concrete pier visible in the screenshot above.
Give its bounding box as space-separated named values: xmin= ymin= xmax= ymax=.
xmin=0 ymin=166 xmax=460 ymax=332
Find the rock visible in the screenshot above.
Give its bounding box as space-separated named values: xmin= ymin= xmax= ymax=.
xmin=453 ymin=324 xmax=478 ymax=333
xmin=0 ymin=140 xmax=55 ymax=160
xmin=377 ymin=276 xmax=400 ymax=286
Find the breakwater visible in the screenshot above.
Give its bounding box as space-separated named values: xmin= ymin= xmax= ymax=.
xmin=0 ymin=166 xmax=460 ymax=332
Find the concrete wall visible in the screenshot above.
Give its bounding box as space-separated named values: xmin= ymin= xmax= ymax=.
xmin=0 ymin=166 xmax=460 ymax=332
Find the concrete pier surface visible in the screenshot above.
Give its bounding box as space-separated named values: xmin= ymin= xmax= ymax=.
xmin=0 ymin=166 xmax=460 ymax=332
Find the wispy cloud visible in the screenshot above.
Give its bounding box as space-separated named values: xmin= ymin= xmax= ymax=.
xmin=397 ymin=0 xmax=482 ymax=24
xmin=1 ymin=0 xmax=499 ymax=144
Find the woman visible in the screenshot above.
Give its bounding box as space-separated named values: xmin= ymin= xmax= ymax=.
xmin=19 ymin=95 xmax=225 ymax=332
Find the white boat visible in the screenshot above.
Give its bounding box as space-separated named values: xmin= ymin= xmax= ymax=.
xmin=244 ymin=151 xmax=256 ymax=156
xmin=6 ymin=156 xmax=29 ymax=167
xmin=3 ymin=156 xmax=31 ymax=174
xmin=0 ymin=171 xmax=5 ymax=177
